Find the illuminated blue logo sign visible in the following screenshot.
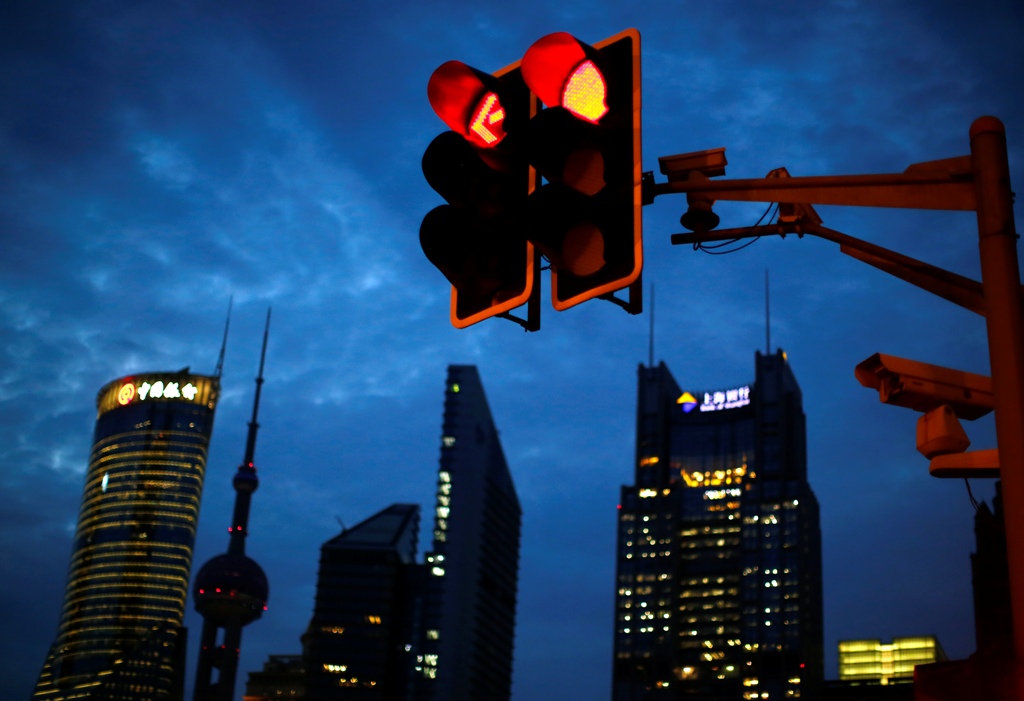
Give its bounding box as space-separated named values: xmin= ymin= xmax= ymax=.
xmin=698 ymin=386 xmax=751 ymax=412
xmin=676 ymin=391 xmax=698 ymax=413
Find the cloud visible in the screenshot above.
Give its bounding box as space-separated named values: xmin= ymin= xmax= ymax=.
xmin=2 ymin=1 xmax=1021 ymax=698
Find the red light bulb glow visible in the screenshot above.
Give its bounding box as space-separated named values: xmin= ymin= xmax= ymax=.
xmin=469 ymin=92 xmax=507 ymax=145
xmin=561 ymin=60 xmax=608 ymax=123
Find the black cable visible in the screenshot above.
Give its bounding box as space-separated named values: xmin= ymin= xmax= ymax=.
xmin=694 ymin=203 xmax=778 ymax=255
xmin=698 ymin=236 xmax=763 ymax=255
xmin=965 ymin=478 xmax=981 ymax=511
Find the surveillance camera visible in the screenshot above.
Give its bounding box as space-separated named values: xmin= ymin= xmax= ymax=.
xmin=854 ymin=353 xmax=993 ymax=420
xmin=658 ymin=148 xmax=727 ymax=182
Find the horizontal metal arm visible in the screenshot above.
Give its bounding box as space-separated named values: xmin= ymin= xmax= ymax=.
xmin=648 ymin=163 xmax=977 ymax=211
xmin=672 ymin=221 xmax=988 ymax=315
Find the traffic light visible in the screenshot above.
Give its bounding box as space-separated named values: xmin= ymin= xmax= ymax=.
xmin=519 ymin=29 xmax=642 ymax=311
xmin=420 ymin=60 xmax=538 ymax=329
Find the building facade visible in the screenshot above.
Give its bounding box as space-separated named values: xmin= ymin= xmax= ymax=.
xmin=245 ymin=365 xmax=521 ymax=701
xmin=612 ymin=351 xmax=824 ymax=700
xmin=243 ymin=655 xmax=305 ymax=701
xmin=912 ymin=482 xmax=1014 ymax=700
xmin=415 ymin=364 xmax=522 ymax=701
xmin=838 ymin=636 xmax=946 ymax=685
xmin=33 ymin=370 xmax=220 ymax=701
xmin=301 ymin=503 xmax=421 ymax=701
xmin=970 ymin=481 xmax=1011 ymax=658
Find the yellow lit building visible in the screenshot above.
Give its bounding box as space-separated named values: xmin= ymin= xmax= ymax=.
xmin=838 ymin=636 xmax=947 ymax=685
xmin=613 ymin=351 xmax=825 ymax=701
xmin=32 ymin=371 xmax=219 ymax=700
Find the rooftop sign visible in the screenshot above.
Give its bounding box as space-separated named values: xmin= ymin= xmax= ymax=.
xmin=96 ymin=373 xmax=219 ymax=417
xmin=678 ymin=385 xmax=752 ymax=413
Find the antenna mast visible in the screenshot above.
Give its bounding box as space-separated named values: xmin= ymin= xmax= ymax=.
xmin=215 ymin=296 xmax=233 ymax=378
xmin=648 ymin=283 xmax=655 ymax=368
xmin=243 ymin=308 xmax=271 ymax=467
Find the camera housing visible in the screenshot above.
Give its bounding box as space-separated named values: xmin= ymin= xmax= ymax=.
xmin=854 ymin=352 xmax=993 ymax=421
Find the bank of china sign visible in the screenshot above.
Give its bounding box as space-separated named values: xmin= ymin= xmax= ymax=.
xmin=677 ymin=386 xmax=751 ymax=414
xmin=117 ymin=379 xmax=199 ymax=405
xmin=97 ymin=373 xmax=219 ymax=417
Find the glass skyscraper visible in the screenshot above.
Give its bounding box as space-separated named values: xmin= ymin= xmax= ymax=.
xmin=33 ymin=370 xmax=220 ymax=701
xmin=612 ymin=350 xmax=823 ymax=700
xmin=415 ymin=365 xmax=522 ymax=701
xmin=243 ymin=365 xmax=520 ymax=701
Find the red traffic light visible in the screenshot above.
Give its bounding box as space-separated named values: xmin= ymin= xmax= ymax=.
xmin=428 ymin=61 xmax=510 ymax=148
xmin=420 ymin=30 xmax=640 ymax=327
xmin=421 ymin=64 xmax=539 ymax=330
xmin=521 ymin=29 xmax=642 ymax=313
xmin=522 ymin=32 xmax=609 ymax=123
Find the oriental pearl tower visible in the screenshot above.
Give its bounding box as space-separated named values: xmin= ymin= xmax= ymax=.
xmin=192 ymin=310 xmax=271 ymax=701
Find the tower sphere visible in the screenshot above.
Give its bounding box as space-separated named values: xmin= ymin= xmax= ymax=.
xmin=193 ymin=553 xmax=269 ymax=626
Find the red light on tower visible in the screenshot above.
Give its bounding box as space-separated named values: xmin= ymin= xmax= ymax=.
xmin=428 ymin=61 xmax=510 ymax=149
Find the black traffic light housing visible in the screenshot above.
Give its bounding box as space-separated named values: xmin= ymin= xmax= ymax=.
xmin=520 ymin=29 xmax=642 ymax=312
xmin=419 ymin=29 xmax=641 ymax=328
xmin=420 ymin=61 xmax=539 ymax=329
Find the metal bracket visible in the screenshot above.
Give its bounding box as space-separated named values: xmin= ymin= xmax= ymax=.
xmin=496 ymin=249 xmax=542 ymax=331
xmin=929 ymin=449 xmax=1000 ymax=478
xmin=598 ymin=272 xmax=643 ymax=315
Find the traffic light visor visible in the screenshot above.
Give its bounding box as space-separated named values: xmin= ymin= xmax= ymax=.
xmin=521 ymin=32 xmax=608 ymax=123
xmin=428 ymin=61 xmax=509 ymax=148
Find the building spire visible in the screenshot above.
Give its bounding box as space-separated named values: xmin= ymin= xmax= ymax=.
xmin=192 ymin=309 xmax=272 ymax=701
xmin=214 ymin=296 xmax=232 ymax=379
xmin=228 ymin=307 xmax=270 ymax=557
xmin=648 ymin=282 xmax=655 ymax=368
xmin=765 ymin=269 xmax=771 ymax=355
xmin=242 ymin=307 xmax=271 ymax=468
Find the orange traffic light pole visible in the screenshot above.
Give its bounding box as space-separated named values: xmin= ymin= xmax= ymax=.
xmin=970 ymin=118 xmax=1024 ymax=698
xmin=649 ymin=117 xmax=1022 ymax=696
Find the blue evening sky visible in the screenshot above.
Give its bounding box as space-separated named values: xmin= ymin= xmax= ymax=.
xmin=1 ymin=1 xmax=1021 ymax=698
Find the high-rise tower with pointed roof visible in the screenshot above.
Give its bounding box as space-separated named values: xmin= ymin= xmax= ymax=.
xmin=415 ymin=365 xmax=522 ymax=701
xmin=612 ymin=350 xmax=824 ymax=700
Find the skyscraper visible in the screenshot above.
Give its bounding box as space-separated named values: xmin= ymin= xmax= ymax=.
xmin=243 ymin=365 xmax=521 ymax=701
xmin=612 ymin=350 xmax=824 ymax=700
xmin=415 ymin=365 xmax=522 ymax=701
xmin=33 ymin=370 xmax=220 ymax=701
xmin=301 ymin=503 xmax=421 ymax=700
